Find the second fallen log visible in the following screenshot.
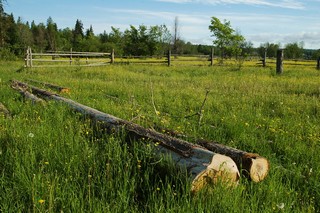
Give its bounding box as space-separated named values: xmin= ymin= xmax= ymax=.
xmin=197 ymin=139 xmax=269 ymax=182
xmin=27 ymin=79 xmax=70 ymax=93
xmin=151 ymin=125 xmax=269 ymax=182
xmin=11 ymin=80 xmax=240 ymax=192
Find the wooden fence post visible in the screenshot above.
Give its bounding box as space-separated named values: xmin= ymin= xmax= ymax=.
xmin=70 ymin=48 xmax=72 ymax=65
xmin=25 ymin=47 xmax=29 ymax=67
xmin=276 ymin=49 xmax=284 ymax=74
xmin=111 ymin=49 xmax=115 ymax=64
xmin=25 ymin=47 xmax=33 ymax=68
xmin=210 ymin=47 xmax=214 ymax=66
xmin=317 ymin=57 xmax=320 ymax=70
xmin=262 ymin=49 xmax=267 ymax=67
xmin=167 ymin=50 xmax=171 ymax=66
xmin=29 ymin=47 xmax=33 ymax=67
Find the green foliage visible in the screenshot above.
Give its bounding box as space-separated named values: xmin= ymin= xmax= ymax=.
xmin=46 ymin=17 xmax=58 ymax=51
xmin=209 ymin=17 xmax=245 ymax=60
xmin=311 ymin=49 xmax=320 ymax=60
xmin=72 ymin=19 xmax=84 ymax=51
xmin=258 ymin=42 xmax=280 ymax=58
xmin=285 ymin=42 xmax=304 ymax=59
xmin=0 ymin=6 xmax=213 ymax=58
xmin=0 ymin=47 xmax=17 ymax=60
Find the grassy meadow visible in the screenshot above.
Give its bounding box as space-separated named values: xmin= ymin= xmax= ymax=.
xmin=0 ymin=59 xmax=320 ymax=212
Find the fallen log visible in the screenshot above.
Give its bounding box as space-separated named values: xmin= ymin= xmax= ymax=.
xmin=11 ymin=82 xmax=45 ymax=104
xmin=197 ymin=139 xmax=269 ymax=182
xmin=0 ymin=102 xmax=11 ymax=118
xmin=27 ymin=79 xmax=70 ymax=93
xmin=11 ymin=80 xmax=240 ymax=192
xmin=151 ymin=118 xmax=269 ymax=182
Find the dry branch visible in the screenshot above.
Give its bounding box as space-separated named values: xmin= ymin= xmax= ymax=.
xmin=11 ymin=79 xmax=240 ymax=192
xmin=150 ymin=80 xmax=160 ymax=116
xmin=185 ymin=90 xmax=210 ymax=126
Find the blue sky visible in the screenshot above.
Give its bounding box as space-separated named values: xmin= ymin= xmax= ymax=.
xmin=5 ymin=0 xmax=320 ymax=49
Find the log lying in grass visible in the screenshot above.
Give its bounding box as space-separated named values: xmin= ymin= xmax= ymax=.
xmin=11 ymin=81 xmax=45 ymax=104
xmin=197 ymin=139 xmax=269 ymax=182
xmin=0 ymin=102 xmax=11 ymax=118
xmin=11 ymin=80 xmax=240 ymax=192
xmin=27 ymin=79 xmax=70 ymax=93
xmin=152 ymin=125 xmax=269 ymax=182
xmin=157 ymin=147 xmax=240 ymax=193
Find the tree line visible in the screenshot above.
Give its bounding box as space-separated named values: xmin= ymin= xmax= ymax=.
xmin=0 ymin=2 xmax=319 ymax=60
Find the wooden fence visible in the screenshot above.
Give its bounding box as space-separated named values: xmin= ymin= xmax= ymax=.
xmin=117 ymin=49 xmax=215 ymax=66
xmin=25 ymin=47 xmax=114 ymax=68
xmin=24 ymin=47 xmax=319 ymax=70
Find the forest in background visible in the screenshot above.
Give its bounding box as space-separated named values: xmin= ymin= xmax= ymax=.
xmin=1 ymin=1 xmax=320 ymax=60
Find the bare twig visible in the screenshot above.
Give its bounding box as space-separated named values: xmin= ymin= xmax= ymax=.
xmin=185 ymin=90 xmax=210 ymax=126
xmin=198 ymin=90 xmax=210 ymax=126
xmin=150 ymin=80 xmax=160 ymax=116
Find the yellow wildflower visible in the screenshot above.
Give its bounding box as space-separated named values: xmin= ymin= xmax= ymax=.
xmin=38 ymin=199 xmax=45 ymax=204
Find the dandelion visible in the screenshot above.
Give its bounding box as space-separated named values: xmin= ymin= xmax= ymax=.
xmin=28 ymin=133 xmax=34 ymax=138
xmin=38 ymin=199 xmax=45 ymax=204
xmin=44 ymin=161 xmax=49 ymax=165
xmin=156 ymin=187 xmax=160 ymax=191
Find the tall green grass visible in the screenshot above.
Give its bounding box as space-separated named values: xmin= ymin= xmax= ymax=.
xmin=0 ymin=60 xmax=319 ymax=212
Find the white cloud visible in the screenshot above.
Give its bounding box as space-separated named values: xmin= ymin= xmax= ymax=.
xmin=246 ymin=32 xmax=320 ymax=49
xmin=92 ymin=7 xmax=320 ymax=49
xmin=155 ymin=0 xmax=305 ymax=9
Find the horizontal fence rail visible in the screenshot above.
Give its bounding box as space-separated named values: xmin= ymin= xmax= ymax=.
xmin=24 ymin=47 xmax=114 ymax=68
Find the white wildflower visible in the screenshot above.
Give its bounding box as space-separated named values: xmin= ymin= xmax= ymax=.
xmin=28 ymin=133 xmax=34 ymax=138
xmin=277 ymin=203 xmax=285 ymax=210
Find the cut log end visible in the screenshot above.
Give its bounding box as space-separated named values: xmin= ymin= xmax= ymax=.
xmin=242 ymin=153 xmax=269 ymax=182
xmin=191 ymin=154 xmax=240 ymax=193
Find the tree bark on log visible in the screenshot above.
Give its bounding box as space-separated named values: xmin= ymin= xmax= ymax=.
xmin=11 ymin=80 xmax=240 ymax=192
xmin=11 ymin=82 xmax=45 ymax=104
xmin=197 ymin=139 xmax=269 ymax=182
